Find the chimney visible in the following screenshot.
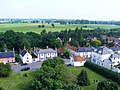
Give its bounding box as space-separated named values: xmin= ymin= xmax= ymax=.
xmin=34 ymin=47 xmax=36 ymax=51
xmin=5 ymin=48 xmax=7 ymax=52
xmin=24 ymin=46 xmax=26 ymax=50
xmin=19 ymin=49 xmax=21 ymax=53
xmin=13 ymin=48 xmax=14 ymax=52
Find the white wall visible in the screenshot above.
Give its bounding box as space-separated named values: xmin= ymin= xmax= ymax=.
xmin=70 ymin=56 xmax=86 ymax=66
xmin=73 ymin=61 xmax=86 ymax=66
xmin=38 ymin=52 xmax=57 ymax=61
xmin=22 ymin=52 xmax=32 ymax=63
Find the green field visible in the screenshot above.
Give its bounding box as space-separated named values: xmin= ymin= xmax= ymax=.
xmin=0 ymin=71 xmax=35 ymax=90
xmin=67 ymin=66 xmax=107 ymax=90
xmin=0 ymin=23 xmax=120 ymax=33
xmin=0 ymin=66 xmax=110 ymax=90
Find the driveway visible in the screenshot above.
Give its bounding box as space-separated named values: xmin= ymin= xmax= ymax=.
xmin=11 ymin=62 xmax=43 ymax=73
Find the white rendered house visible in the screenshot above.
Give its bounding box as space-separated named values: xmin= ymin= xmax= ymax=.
xmin=36 ymin=48 xmax=57 ymax=61
xmin=76 ymin=47 xmax=94 ymax=58
xmin=70 ymin=55 xmax=86 ymax=66
xmin=19 ymin=50 xmax=32 ymax=63
xmin=91 ymin=46 xmax=120 ymax=73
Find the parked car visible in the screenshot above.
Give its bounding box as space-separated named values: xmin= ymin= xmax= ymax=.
xmin=20 ymin=67 xmax=30 ymax=71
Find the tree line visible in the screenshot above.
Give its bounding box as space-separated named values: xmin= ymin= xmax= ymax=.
xmin=0 ymin=27 xmax=120 ymax=53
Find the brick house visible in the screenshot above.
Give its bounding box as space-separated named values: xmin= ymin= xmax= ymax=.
xmin=0 ymin=52 xmax=15 ymax=64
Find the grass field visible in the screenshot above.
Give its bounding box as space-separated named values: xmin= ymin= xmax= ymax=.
xmin=0 ymin=23 xmax=120 ymax=33
xmin=0 ymin=66 xmax=119 ymax=90
xmin=67 ymin=66 xmax=107 ymax=90
xmin=0 ymin=71 xmax=35 ymax=90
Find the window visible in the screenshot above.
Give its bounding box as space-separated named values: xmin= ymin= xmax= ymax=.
xmin=12 ymin=60 xmax=14 ymax=62
xmin=41 ymin=54 xmax=43 ymax=56
xmin=27 ymin=60 xmax=29 ymax=62
xmin=52 ymin=53 xmax=55 ymax=55
xmin=7 ymin=60 xmax=9 ymax=62
xmin=27 ymin=57 xmax=29 ymax=59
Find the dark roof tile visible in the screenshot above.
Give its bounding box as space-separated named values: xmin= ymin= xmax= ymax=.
xmin=0 ymin=52 xmax=15 ymax=58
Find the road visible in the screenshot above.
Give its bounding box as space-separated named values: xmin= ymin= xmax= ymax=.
xmin=11 ymin=59 xmax=70 ymax=73
xmin=11 ymin=62 xmax=42 ymax=73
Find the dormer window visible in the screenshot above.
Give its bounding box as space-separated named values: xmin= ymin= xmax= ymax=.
xmin=98 ymin=50 xmax=102 ymax=54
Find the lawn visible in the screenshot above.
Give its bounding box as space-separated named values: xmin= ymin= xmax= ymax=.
xmin=0 ymin=66 xmax=119 ymax=90
xmin=0 ymin=23 xmax=120 ymax=33
xmin=67 ymin=66 xmax=107 ymax=90
xmin=0 ymin=71 xmax=35 ymax=90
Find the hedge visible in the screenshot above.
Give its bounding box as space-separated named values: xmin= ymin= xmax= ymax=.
xmin=84 ymin=62 xmax=120 ymax=85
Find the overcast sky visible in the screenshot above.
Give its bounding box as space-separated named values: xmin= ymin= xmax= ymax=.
xmin=0 ymin=0 xmax=120 ymax=20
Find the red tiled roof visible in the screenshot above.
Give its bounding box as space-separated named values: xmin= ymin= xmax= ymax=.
xmin=73 ymin=56 xmax=85 ymax=62
xmin=65 ymin=44 xmax=78 ymax=51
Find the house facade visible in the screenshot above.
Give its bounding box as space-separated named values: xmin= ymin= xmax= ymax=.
xmin=36 ymin=48 xmax=57 ymax=61
xmin=19 ymin=50 xmax=32 ymax=64
xmin=70 ymin=55 xmax=86 ymax=66
xmin=0 ymin=52 xmax=15 ymax=64
xmin=76 ymin=47 xmax=94 ymax=58
xmin=91 ymin=46 xmax=120 ymax=73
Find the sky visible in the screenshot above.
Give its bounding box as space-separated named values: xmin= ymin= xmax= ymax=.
xmin=0 ymin=0 xmax=120 ymax=20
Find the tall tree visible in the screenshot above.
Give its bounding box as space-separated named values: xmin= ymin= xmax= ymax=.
xmin=77 ymin=70 xmax=90 ymax=86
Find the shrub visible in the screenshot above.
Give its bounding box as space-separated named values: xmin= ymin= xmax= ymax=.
xmin=77 ymin=69 xmax=90 ymax=86
xmin=97 ymin=80 xmax=118 ymax=90
xmin=85 ymin=62 xmax=120 ymax=85
xmin=0 ymin=63 xmax=12 ymax=77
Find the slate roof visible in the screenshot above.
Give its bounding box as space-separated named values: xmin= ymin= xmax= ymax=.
xmin=0 ymin=52 xmax=15 ymax=58
xmin=110 ymin=54 xmax=120 ymax=59
xmin=38 ymin=48 xmax=57 ymax=54
xmin=104 ymin=59 xmax=112 ymax=64
xmin=77 ymin=47 xmax=94 ymax=52
xmin=20 ymin=50 xmax=27 ymax=56
xmin=94 ymin=46 xmax=113 ymax=54
xmin=110 ymin=47 xmax=120 ymax=51
xmin=31 ymin=52 xmax=37 ymax=58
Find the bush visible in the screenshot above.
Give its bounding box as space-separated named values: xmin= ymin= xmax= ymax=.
xmin=0 ymin=63 xmax=12 ymax=77
xmin=63 ymin=83 xmax=81 ymax=90
xmin=97 ymin=80 xmax=118 ymax=90
xmin=85 ymin=62 xmax=120 ymax=85
xmin=77 ymin=69 xmax=90 ymax=86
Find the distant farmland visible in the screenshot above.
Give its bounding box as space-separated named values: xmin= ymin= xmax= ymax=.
xmin=0 ymin=23 xmax=120 ymax=33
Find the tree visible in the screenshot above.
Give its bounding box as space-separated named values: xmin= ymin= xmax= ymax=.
xmin=41 ymin=24 xmax=45 ymax=28
xmin=38 ymin=25 xmax=41 ymax=28
xmin=107 ymin=42 xmax=114 ymax=47
xmin=63 ymin=48 xmax=70 ymax=59
xmin=97 ymin=80 xmax=118 ymax=90
xmin=63 ymin=83 xmax=81 ymax=90
xmin=0 ymin=63 xmax=12 ymax=77
xmin=32 ymin=57 xmax=73 ymax=90
xmin=77 ymin=70 xmax=90 ymax=86
xmin=51 ymin=23 xmax=55 ymax=28
xmin=42 ymin=57 xmax=64 ymax=68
